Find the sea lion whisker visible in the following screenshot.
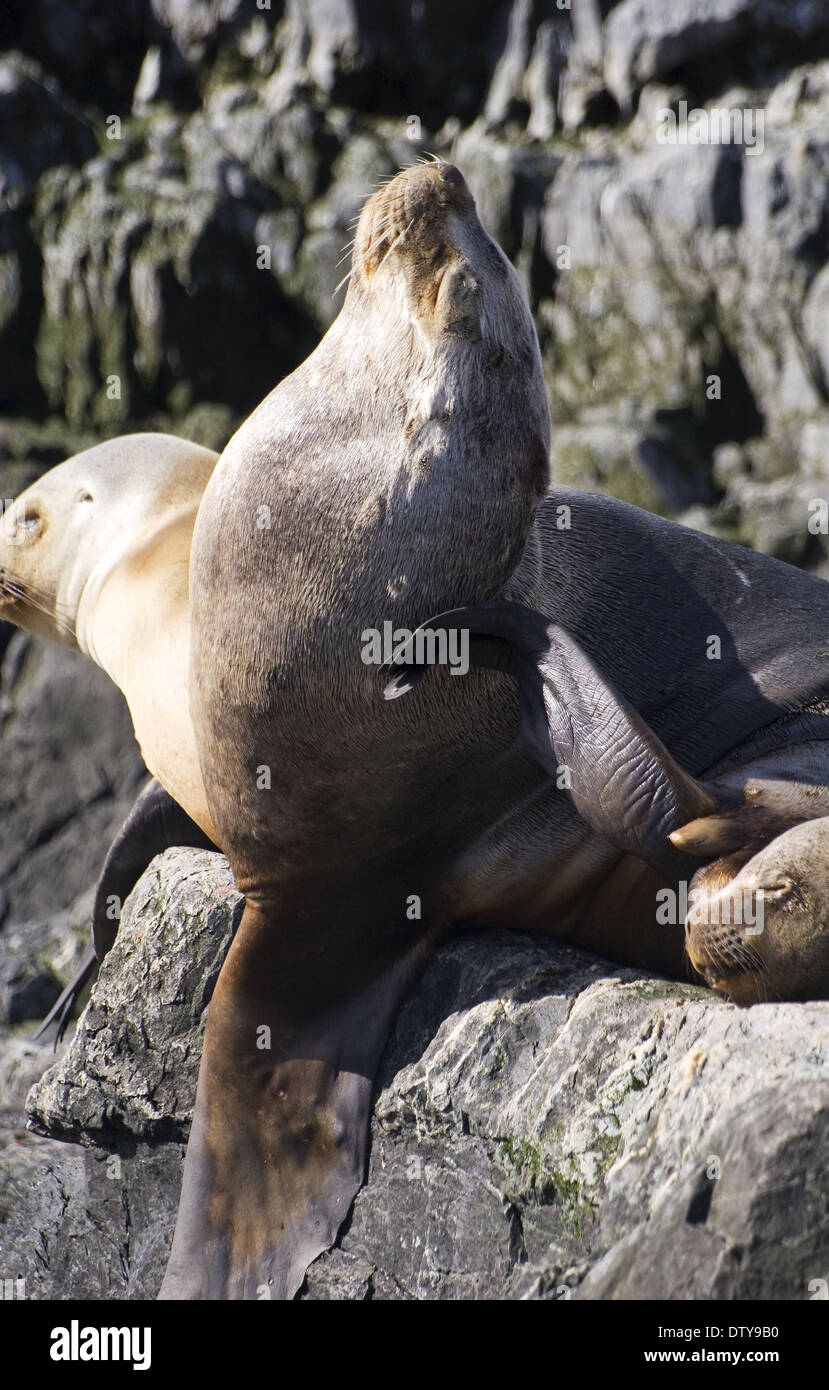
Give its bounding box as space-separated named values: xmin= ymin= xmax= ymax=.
xmin=332 ymin=268 xmax=353 ymax=297
xmin=335 ymin=239 xmax=357 ymax=268
xmin=0 ymin=570 xmax=75 ymax=634
xmin=375 ymin=216 xmax=415 ymax=273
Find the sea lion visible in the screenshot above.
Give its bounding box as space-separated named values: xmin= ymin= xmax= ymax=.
xmin=684 ymin=817 xmax=829 ymax=1003
xmin=167 ymin=159 xmax=829 ymax=1301
xmin=684 ymin=817 xmax=829 ymax=1006
xmin=0 ymin=435 xmax=221 ymax=1031
xmin=169 ymin=158 xmax=551 ymax=1300
xmin=391 ymin=599 xmax=829 ymax=1006
xmin=0 ymin=432 xmax=220 ymax=844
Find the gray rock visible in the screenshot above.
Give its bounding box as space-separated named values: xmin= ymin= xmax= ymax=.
xmin=604 ymin=0 xmax=829 ymax=109
xmin=0 ymin=633 xmax=145 ymax=939
xmin=0 ymin=52 xmax=97 ymax=414
xmin=0 ymin=1118 xmax=183 ymax=1300
xmin=575 ymin=1003 xmax=829 ymax=1299
xmin=274 ymin=0 xmax=507 ymax=125
xmin=27 ymin=848 xmax=241 ymax=1143
xmin=0 ymin=1032 xmax=70 ymax=1112
xmin=33 ymin=133 xmax=318 ymax=426
xmin=484 ymin=0 xmax=571 ymax=140
xmin=4 ymin=849 xmax=827 ymax=1300
xmin=11 ymin=0 xmax=155 ymax=109
xmin=720 ymin=473 xmax=829 ymax=565
xmin=0 ymin=52 xmax=95 ymax=197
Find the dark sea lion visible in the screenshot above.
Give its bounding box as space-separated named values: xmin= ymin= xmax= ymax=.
xmin=170 ymin=159 xmax=829 ymax=1300
xmin=391 ymin=586 xmax=829 ymax=1005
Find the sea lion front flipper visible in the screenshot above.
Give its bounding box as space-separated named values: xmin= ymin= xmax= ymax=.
xmin=92 ymin=777 xmax=216 ymax=961
xmin=385 ymin=601 xmax=717 ymax=872
xmin=33 ymin=941 xmax=98 ymax=1046
xmin=34 ymin=779 xmax=215 ymax=1045
xmin=159 ymin=902 xmax=433 ymax=1301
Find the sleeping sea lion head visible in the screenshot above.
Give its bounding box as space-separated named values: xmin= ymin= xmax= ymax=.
xmin=0 ymin=433 xmax=216 ymax=652
xmin=685 ymin=817 xmax=829 ymax=1003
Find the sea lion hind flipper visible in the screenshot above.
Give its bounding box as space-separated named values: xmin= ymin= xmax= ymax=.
xmin=93 ymin=777 xmax=216 ymax=961
xmin=388 ymin=601 xmax=717 ymax=871
xmin=159 ymin=904 xmax=432 ymax=1300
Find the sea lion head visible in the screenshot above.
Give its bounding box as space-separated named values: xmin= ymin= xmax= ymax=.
xmin=341 ymin=160 xmax=549 ymax=496
xmin=685 ymin=817 xmax=829 ymax=1003
xmin=349 ymin=161 xmax=496 ymax=339
xmin=0 ymin=433 xmax=216 ymax=651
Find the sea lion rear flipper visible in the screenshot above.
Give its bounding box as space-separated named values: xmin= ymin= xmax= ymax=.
xmin=92 ymin=777 xmax=216 ymax=961
xmin=159 ymin=903 xmax=432 ymax=1300
xmin=386 ymin=601 xmax=716 ymax=871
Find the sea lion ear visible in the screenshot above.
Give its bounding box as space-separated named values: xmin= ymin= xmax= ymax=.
xmin=385 ymin=600 xmax=717 ymax=871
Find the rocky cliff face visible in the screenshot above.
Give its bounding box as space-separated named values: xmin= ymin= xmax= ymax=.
xmin=4 ymin=0 xmax=829 ymax=550
xmin=2 ymin=0 xmax=829 ymax=1301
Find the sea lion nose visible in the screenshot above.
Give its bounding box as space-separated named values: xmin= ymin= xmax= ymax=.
xmin=436 ymin=163 xmax=466 ymax=189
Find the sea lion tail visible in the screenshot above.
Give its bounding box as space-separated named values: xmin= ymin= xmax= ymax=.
xmin=159 ymin=901 xmax=435 ymax=1300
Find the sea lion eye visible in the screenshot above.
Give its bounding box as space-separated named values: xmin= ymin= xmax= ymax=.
xmin=19 ymin=510 xmax=40 ymax=531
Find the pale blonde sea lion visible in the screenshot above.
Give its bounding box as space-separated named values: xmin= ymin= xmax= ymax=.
xmin=0 ymin=433 xmax=219 ymax=843
xmin=0 ymin=434 xmax=221 ymax=1025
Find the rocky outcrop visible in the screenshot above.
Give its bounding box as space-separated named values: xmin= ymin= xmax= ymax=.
xmin=4 ymin=0 xmax=829 ymax=1303
xmin=3 ymin=848 xmax=826 ymax=1301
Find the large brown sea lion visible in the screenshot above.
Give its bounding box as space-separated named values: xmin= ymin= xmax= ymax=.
xmin=171 ymin=158 xmax=552 ymax=1299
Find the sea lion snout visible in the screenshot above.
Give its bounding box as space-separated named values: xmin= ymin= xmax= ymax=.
xmin=684 ymin=817 xmax=829 ymax=1003
xmin=0 ymin=565 xmax=26 ymax=612
xmin=350 ymin=162 xmax=500 ymax=346
xmin=685 ymin=913 xmax=764 ymax=1002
